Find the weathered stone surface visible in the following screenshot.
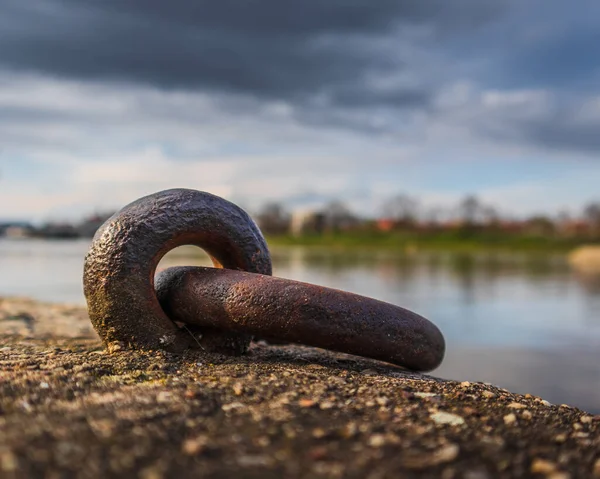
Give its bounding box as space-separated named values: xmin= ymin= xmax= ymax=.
xmin=1 ymin=298 xmax=599 ymax=478
xmin=0 ymin=297 xmax=94 ymax=339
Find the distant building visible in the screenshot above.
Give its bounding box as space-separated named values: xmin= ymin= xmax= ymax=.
xmin=0 ymin=222 xmax=35 ymax=239
xmin=497 ymin=220 xmax=526 ymax=234
xmin=558 ymin=220 xmax=590 ymax=237
xmin=290 ymin=210 xmax=326 ymax=236
xmin=375 ymin=218 xmax=395 ymax=232
xmin=4 ymin=226 xmax=32 ymax=238
xmin=35 ymin=223 xmax=79 ymax=239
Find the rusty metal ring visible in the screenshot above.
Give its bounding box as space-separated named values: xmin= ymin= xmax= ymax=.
xmin=156 ymin=266 xmax=445 ymax=371
xmin=83 ymin=188 xmax=272 ymax=354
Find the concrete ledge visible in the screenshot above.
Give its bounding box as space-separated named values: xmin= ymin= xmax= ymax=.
xmin=1 ymin=335 xmax=599 ymax=478
xmin=1 ymin=298 xmax=599 ymax=477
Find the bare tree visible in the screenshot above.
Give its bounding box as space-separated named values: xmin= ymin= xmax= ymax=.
xmin=458 ymin=195 xmax=482 ymax=225
xmin=423 ymin=206 xmax=445 ymax=227
xmin=524 ymin=215 xmax=555 ymax=236
xmin=584 ymin=202 xmax=600 ymax=234
xmin=255 ymin=202 xmax=290 ymax=235
xmin=323 ymin=200 xmax=357 ymax=232
xmin=381 ymin=194 xmax=418 ymax=226
xmin=481 ymin=205 xmax=500 ymax=227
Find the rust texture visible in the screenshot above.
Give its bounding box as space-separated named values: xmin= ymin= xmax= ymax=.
xmin=156 ymin=266 xmax=445 ymax=371
xmin=83 ymin=188 xmax=272 ymax=354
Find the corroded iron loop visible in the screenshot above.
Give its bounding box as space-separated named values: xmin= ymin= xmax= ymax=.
xmin=83 ymin=188 xmax=272 ymax=354
xmin=84 ymin=188 xmax=446 ymax=371
xmin=156 ymin=266 xmax=446 ymax=371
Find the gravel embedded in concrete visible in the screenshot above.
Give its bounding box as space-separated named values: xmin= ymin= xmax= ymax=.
xmin=1 ymin=297 xmax=599 ymax=478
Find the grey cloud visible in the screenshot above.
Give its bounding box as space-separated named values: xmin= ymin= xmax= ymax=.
xmin=0 ymin=0 xmax=505 ymax=110
xmin=497 ymin=117 xmax=600 ymax=155
xmin=443 ymin=92 xmax=600 ymax=156
xmin=3 ymin=0 xmax=600 ymax=156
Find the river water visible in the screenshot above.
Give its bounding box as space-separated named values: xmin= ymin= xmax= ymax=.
xmin=2 ymin=238 xmax=599 ymax=412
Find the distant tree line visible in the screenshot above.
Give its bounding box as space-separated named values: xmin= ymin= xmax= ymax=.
xmin=254 ymin=194 xmax=600 ymax=239
xmin=2 ymin=195 xmax=599 ymax=241
xmin=0 ymin=212 xmax=115 ymax=239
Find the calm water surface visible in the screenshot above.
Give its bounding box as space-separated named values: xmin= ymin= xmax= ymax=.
xmin=2 ymin=238 xmax=600 ymax=412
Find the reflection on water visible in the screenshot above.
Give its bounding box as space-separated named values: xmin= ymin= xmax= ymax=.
xmin=1 ymin=239 xmax=600 ymax=412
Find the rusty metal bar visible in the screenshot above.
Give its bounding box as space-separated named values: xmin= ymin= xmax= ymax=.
xmin=156 ymin=266 xmax=445 ymax=371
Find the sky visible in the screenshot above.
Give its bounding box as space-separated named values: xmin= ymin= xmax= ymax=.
xmin=1 ymin=0 xmax=599 ymax=222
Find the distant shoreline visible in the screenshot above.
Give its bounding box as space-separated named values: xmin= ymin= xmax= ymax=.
xmin=265 ymin=232 xmax=598 ymax=253
xmin=1 ymin=232 xmax=598 ymax=255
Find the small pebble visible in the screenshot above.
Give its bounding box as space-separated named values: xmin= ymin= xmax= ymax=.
xmin=140 ymin=466 xmax=163 ymax=479
xmin=503 ymin=413 xmax=517 ymax=426
xmin=367 ymin=434 xmax=386 ymax=447
xmin=1 ymin=450 xmax=18 ymax=472
xmin=508 ymin=402 xmax=527 ymax=409
xmin=397 ymin=444 xmax=460 ymax=469
xmin=256 ymin=436 xmax=270 ymax=447
xmin=156 ymin=392 xmax=172 ymax=403
xmin=183 ymin=390 xmax=197 ymax=399
xmin=182 ymin=436 xmax=208 ymax=455
xmin=554 ymin=434 xmax=567 ymax=443
xmin=593 ymin=458 xmax=600 ymax=477
xmin=107 ymin=342 xmax=124 ymax=353
xmin=530 ymin=458 xmax=558 ymax=474
xmin=232 ymin=383 xmax=243 ymax=396
xmin=222 ymin=402 xmax=245 ymax=412
xmin=341 ymin=422 xmax=358 ymax=439
xmin=430 ymin=411 xmax=465 ymax=426
xmin=548 ymin=473 xmax=571 ymax=479
xmin=435 ymin=443 xmax=460 ymax=463
xmin=414 ymin=392 xmax=438 ymax=398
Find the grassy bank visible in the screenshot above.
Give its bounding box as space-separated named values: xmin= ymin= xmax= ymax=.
xmin=265 ymin=231 xmax=596 ymax=253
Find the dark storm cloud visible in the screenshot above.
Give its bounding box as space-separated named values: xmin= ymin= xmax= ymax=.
xmin=0 ymin=0 xmax=505 ymax=108
xmin=442 ymin=0 xmax=600 ymax=92
xmin=485 ymin=115 xmax=600 ymax=155
xmin=3 ymin=0 xmax=600 ymax=155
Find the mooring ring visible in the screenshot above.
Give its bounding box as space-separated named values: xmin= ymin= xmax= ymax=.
xmin=83 ymin=188 xmax=272 ymax=354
